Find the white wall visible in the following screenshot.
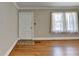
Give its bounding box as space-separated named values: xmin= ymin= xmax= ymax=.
xmin=20 ymin=9 xmax=79 ymax=39
xmin=0 ymin=2 xmax=18 ymax=55
xmin=34 ymin=10 xmax=79 ymax=38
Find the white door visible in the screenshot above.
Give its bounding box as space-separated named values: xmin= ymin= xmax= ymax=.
xmin=19 ymin=12 xmax=34 ymax=39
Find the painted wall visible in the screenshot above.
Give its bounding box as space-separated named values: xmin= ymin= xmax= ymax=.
xmin=20 ymin=9 xmax=79 ymax=38
xmin=34 ymin=9 xmax=79 ymax=38
xmin=0 ymin=2 xmax=18 ymax=55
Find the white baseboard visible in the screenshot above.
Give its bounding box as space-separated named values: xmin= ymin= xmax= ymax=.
xmin=5 ymin=39 xmax=18 ymax=56
xmin=33 ymin=37 xmax=79 ymax=40
xmin=19 ymin=37 xmax=79 ymax=40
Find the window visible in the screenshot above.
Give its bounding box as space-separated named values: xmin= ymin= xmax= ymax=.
xmin=51 ymin=13 xmax=64 ymax=33
xmin=65 ymin=12 xmax=78 ymax=33
xmin=51 ymin=12 xmax=78 ymax=33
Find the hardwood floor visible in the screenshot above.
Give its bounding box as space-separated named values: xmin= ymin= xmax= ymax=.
xmin=9 ymin=40 xmax=79 ymax=56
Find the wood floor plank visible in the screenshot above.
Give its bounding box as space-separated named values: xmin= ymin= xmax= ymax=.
xmin=9 ymin=40 xmax=79 ymax=56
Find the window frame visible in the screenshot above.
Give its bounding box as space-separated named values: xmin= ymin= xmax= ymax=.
xmin=50 ymin=12 xmax=79 ymax=34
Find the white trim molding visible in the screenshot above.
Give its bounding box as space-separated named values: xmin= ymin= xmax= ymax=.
xmin=5 ymin=39 xmax=18 ymax=56
xmin=33 ymin=37 xmax=79 ymax=40
xmin=13 ymin=2 xmax=20 ymax=9
xmin=19 ymin=37 xmax=79 ymax=40
xmin=18 ymin=6 xmax=79 ymax=10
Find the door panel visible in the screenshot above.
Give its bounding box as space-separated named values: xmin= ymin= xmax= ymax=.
xmin=19 ymin=12 xmax=34 ymax=39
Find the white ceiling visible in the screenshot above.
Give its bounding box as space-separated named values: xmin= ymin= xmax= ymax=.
xmin=16 ymin=2 xmax=79 ymax=7
xmin=16 ymin=2 xmax=79 ymax=9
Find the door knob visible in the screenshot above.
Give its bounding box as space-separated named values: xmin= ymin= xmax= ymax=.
xmin=34 ymin=22 xmax=36 ymax=25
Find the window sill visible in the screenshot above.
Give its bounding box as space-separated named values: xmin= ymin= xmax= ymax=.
xmin=51 ymin=32 xmax=79 ymax=34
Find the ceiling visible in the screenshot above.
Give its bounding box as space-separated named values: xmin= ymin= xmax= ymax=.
xmin=16 ymin=2 xmax=79 ymax=9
